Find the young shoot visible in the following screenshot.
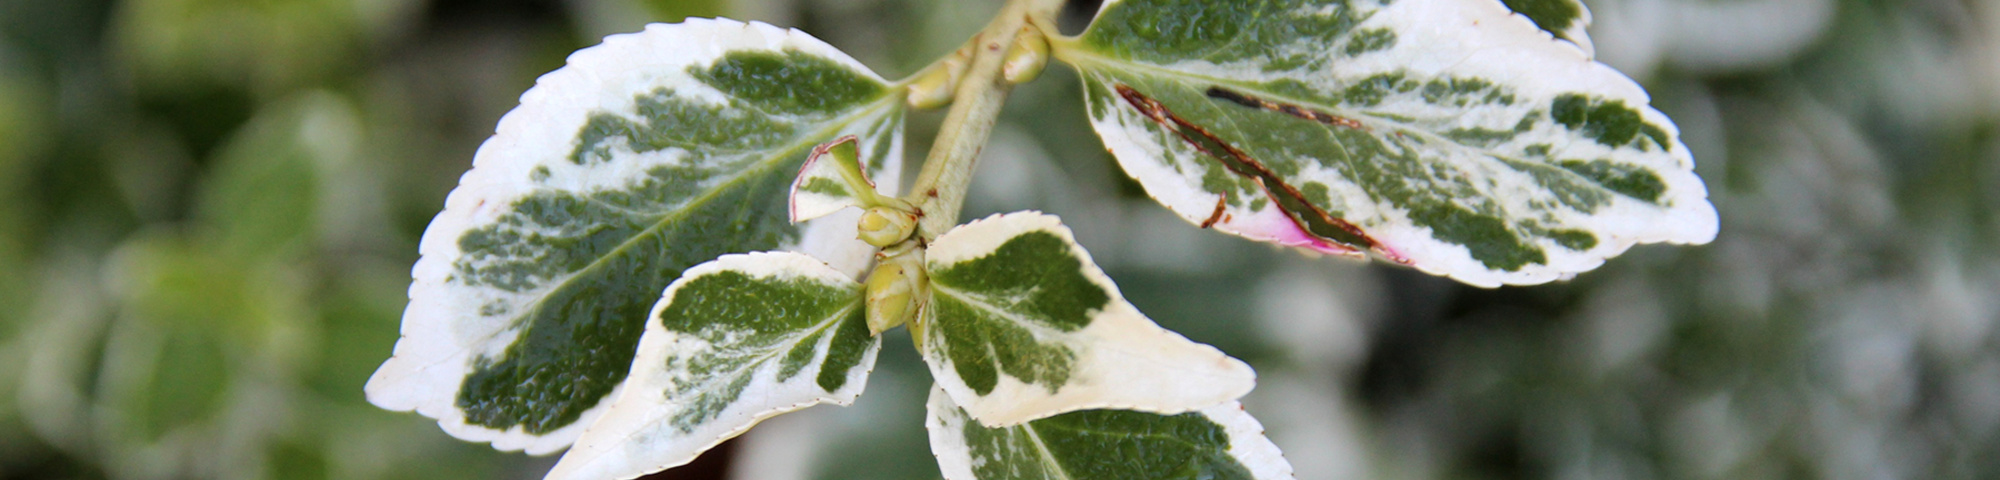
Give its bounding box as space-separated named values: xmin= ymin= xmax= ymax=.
xmin=365 ymin=0 xmax=1717 ymax=478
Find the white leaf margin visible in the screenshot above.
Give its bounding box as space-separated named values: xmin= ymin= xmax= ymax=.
xmin=545 ymin=252 xmax=879 ymax=480
xmin=1072 ymin=0 xmax=1717 ymax=288
xmin=925 ymin=386 xmax=1296 ymax=480
xmin=1319 ymin=0 xmax=1711 ymax=286
xmin=364 ymin=18 xmax=898 ymax=455
xmin=920 ymin=211 xmax=1256 ymax=427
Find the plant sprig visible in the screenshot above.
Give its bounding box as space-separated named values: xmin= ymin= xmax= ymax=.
xmin=365 ymin=0 xmax=1716 ymax=477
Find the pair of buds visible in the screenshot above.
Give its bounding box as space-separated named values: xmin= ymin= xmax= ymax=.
xmin=859 ymin=206 xmax=924 ymax=336
xmin=906 ymin=23 xmax=1051 ymax=109
xmin=787 ymin=136 xmax=927 ymax=336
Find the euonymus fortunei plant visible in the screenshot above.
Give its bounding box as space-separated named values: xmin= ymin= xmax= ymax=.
xmin=365 ymin=0 xmax=1719 ymax=478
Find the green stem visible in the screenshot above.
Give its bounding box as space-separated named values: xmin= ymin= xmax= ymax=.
xmin=902 ymin=0 xmax=1067 ymax=240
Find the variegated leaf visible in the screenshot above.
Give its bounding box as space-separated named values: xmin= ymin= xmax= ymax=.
xmin=1060 ymin=0 xmax=1716 ymax=287
xmin=917 ymin=211 xmax=1255 ymax=427
xmin=925 ymin=386 xmax=1295 ymax=480
xmin=364 ymin=18 xmax=905 ymax=454
xmin=546 ymin=252 xmax=879 ymax=480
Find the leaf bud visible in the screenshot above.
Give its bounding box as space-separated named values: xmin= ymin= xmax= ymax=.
xmin=1002 ymin=26 xmax=1049 ymax=85
xmin=864 ymin=262 xmax=920 ymax=335
xmin=857 ymin=206 xmax=919 ymax=247
xmin=907 ymin=49 xmax=968 ymax=109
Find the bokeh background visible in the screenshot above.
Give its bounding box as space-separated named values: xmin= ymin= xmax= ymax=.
xmin=1 ymin=0 xmax=1997 ymax=478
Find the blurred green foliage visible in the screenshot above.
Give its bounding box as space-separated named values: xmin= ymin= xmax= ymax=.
xmin=2 ymin=0 xmax=1996 ymax=479
xmin=0 ymin=0 xmax=587 ymax=477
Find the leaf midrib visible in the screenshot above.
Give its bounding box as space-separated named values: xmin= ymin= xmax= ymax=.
xmin=929 ymin=282 xmax=1080 ymax=341
xmin=507 ymin=96 xmax=899 ymax=328
xmin=1061 ymin=49 xmax=1522 ymax=165
xmin=1009 ymin=418 xmax=1230 ymax=478
xmin=586 ymin=299 xmax=861 ymax=450
xmin=1064 ymin=51 xmax=1656 ymax=224
xmin=1019 ymin=423 xmax=1079 ymax=480
xmin=672 ymin=299 xmax=862 ymax=401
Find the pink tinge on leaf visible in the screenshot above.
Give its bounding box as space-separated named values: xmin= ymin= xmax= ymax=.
xmin=1217 ymin=207 xmax=1363 ymax=257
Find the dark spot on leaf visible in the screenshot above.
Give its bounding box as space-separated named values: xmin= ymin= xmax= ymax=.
xmin=1551 ymin=94 xmax=1668 ymax=149
xmin=1551 ymin=229 xmax=1597 ymax=250
xmin=1340 ymin=72 xmax=1411 ymax=107
xmin=1409 ymin=202 xmax=1544 ymax=271
xmin=1345 ymin=28 xmax=1398 ymax=56
xmin=1558 ymin=159 xmax=1666 ymax=203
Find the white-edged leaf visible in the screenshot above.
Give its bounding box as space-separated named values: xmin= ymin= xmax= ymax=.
xmin=789 ymin=135 xmax=893 ymax=223
xmin=925 ymin=386 xmax=1295 ymax=480
xmin=364 ymin=18 xmax=905 ymax=454
xmin=1062 ymin=0 xmax=1716 ymax=287
xmin=546 ymin=252 xmax=879 ymax=480
xmin=917 ymin=211 xmax=1255 ymax=427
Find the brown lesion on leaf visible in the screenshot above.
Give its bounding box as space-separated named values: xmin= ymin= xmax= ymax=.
xmin=1200 ymin=197 xmax=1227 ymax=228
xmin=1114 ymin=84 xmax=1390 ymax=256
xmin=1206 ymin=86 xmax=1368 ymax=131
